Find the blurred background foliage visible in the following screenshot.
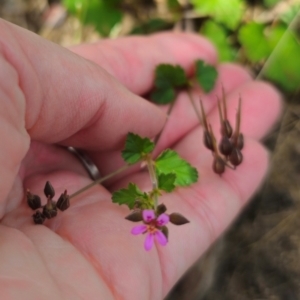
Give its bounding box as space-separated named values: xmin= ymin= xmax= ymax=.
xmin=59 ymin=0 xmax=300 ymax=93
xmin=1 ymin=0 xmax=299 ymax=93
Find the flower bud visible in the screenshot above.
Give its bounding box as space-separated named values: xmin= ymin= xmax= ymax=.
xmin=32 ymin=210 xmax=46 ymax=224
xmin=44 ymin=181 xmax=55 ymax=198
xmin=125 ymin=210 xmax=143 ymax=222
xmin=26 ymin=190 xmax=41 ymax=210
xmin=169 ymin=213 xmax=190 ymax=225
xmin=161 ymin=226 xmax=169 ymax=240
xmin=156 ymin=203 xmax=167 ymax=215
xmin=56 ymin=190 xmax=70 ymax=211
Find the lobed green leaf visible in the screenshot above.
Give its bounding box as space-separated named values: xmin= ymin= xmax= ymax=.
xmin=112 ymin=183 xmax=147 ymax=209
xmin=155 ymin=150 xmax=198 ymax=186
xmin=150 ymin=86 xmax=176 ymax=104
xmin=122 ymin=133 xmax=155 ymax=164
xmin=158 ymin=173 xmax=176 ymax=193
xmin=201 ymin=20 xmax=236 ymax=62
xmin=191 ymin=0 xmax=244 ymax=30
xmin=154 ymin=64 xmax=188 ymax=88
xmin=195 ymin=60 xmax=218 ymax=93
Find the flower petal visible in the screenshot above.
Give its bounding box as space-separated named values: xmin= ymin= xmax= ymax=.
xmin=131 ymin=225 xmax=147 ymax=235
xmin=155 ymin=230 xmax=168 ymax=246
xmin=144 ymin=233 xmax=154 ymax=251
xmin=142 ymin=210 xmax=155 ymax=223
xmin=156 ymin=213 xmax=169 ymax=226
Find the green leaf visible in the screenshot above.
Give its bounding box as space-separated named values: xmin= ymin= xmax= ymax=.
xmin=155 ymin=64 xmax=188 ymax=88
xmin=191 ymin=0 xmax=244 ymax=30
xmin=238 ymin=22 xmax=270 ymax=62
xmin=112 ymin=183 xmax=147 ymax=209
xmin=155 ymin=150 xmax=198 ymax=186
xmin=150 ymin=64 xmax=188 ymax=104
xmin=122 ymin=133 xmax=155 ymax=164
xmin=263 ymin=0 xmax=281 ymax=8
xmin=130 ymin=18 xmax=172 ymax=35
xmin=263 ymin=26 xmax=300 ymax=92
xmin=201 ymin=20 xmax=236 ymax=62
xmin=195 ymin=60 xmax=218 ymax=93
xmin=63 ymin=0 xmax=122 ymax=36
xmin=238 ymin=22 xmax=287 ymax=65
xmin=158 ymin=173 xmax=176 ymax=192
xmin=167 ymin=0 xmax=181 ymax=11
xmin=150 ymin=86 xmax=176 ymax=104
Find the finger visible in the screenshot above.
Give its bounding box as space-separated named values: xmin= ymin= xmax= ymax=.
xmin=0 ymin=19 xmax=165 ymax=150
xmin=70 ymin=32 xmax=218 ymax=94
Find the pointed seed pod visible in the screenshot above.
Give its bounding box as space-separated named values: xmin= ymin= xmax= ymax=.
xmin=213 ymin=156 xmax=226 ymax=175
xmin=221 ymin=120 xmax=233 ymax=138
xmin=32 ymin=210 xmax=46 ymax=224
xmin=56 ymin=190 xmax=70 ymax=211
xmin=125 ymin=210 xmax=143 ymax=222
xmin=236 ymin=133 xmax=244 ymax=150
xmin=169 ymin=213 xmax=190 ymax=225
xmin=44 ymin=181 xmax=55 ymax=198
xmin=229 ymin=148 xmax=243 ymax=166
xmin=161 ymin=226 xmax=169 ymax=240
xmin=203 ymin=130 xmax=214 ymax=151
xmin=43 ymin=200 xmax=57 ymax=219
xmin=26 ymin=190 xmax=41 ymax=210
xmin=219 ymin=136 xmax=233 ymax=156
xmin=156 ymin=203 xmax=167 ymax=215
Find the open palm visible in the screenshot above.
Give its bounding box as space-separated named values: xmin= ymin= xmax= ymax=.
xmin=0 ymin=19 xmax=281 ymax=299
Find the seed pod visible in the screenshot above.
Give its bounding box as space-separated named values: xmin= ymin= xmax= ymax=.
xmin=229 ymin=148 xmax=243 ymax=166
xmin=161 ymin=226 xmax=169 ymax=240
xmin=203 ymin=130 xmax=213 ymax=151
xmin=236 ymin=133 xmax=244 ymax=150
xmin=56 ymin=190 xmax=70 ymax=211
xmin=219 ymin=136 xmax=233 ymax=156
xmin=125 ymin=210 xmax=143 ymax=222
xmin=26 ymin=190 xmax=41 ymax=210
xmin=213 ymin=156 xmax=226 ymax=175
xmin=221 ymin=120 xmax=233 ymax=138
xmin=32 ymin=210 xmax=46 ymax=224
xmin=43 ymin=201 xmax=57 ymax=219
xmin=156 ymin=203 xmax=167 ymax=215
xmin=169 ymin=213 xmax=190 ymax=225
xmin=44 ymin=181 xmax=55 ymax=198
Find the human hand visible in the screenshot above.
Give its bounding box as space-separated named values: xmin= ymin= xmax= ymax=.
xmin=0 ymin=19 xmax=281 ymax=299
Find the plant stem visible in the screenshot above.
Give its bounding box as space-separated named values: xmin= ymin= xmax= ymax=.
xmin=69 ymin=164 xmax=130 ymax=199
xmin=187 ymin=89 xmax=202 ymax=124
xmin=146 ymin=155 xmax=158 ymax=209
xmin=154 ymin=96 xmax=177 ymax=145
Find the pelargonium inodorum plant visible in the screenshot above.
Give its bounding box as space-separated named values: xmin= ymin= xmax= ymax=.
xmin=25 ymin=59 xmax=244 ymax=251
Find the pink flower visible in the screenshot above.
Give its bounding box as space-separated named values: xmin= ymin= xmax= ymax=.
xmin=131 ymin=209 xmax=169 ymax=251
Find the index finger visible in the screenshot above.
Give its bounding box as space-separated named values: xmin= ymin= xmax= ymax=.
xmin=70 ymin=32 xmax=218 ymax=94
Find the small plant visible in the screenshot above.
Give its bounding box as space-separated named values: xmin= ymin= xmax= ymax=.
xmin=25 ymin=59 xmax=244 ymax=251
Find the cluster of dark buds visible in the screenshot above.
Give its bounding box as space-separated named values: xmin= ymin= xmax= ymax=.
xmin=200 ymin=88 xmax=244 ymax=175
xmin=125 ymin=204 xmax=189 ymax=251
xmin=26 ymin=181 xmax=70 ymax=224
